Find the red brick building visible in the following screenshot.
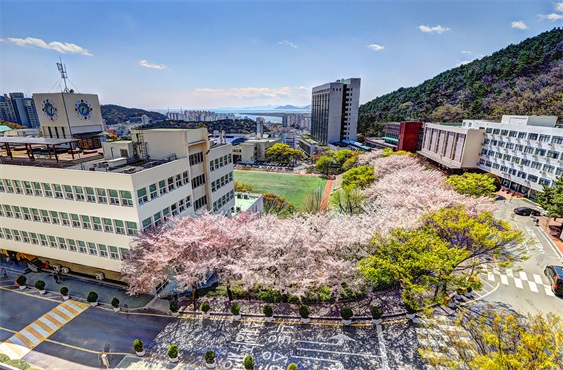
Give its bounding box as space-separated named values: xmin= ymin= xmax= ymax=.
xmin=366 ymin=121 xmax=424 ymax=153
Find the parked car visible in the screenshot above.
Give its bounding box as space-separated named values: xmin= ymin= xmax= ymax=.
xmin=544 ymin=265 xmax=563 ymax=296
xmin=513 ymin=207 xmax=542 ymax=216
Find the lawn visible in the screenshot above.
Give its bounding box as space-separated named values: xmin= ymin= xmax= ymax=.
xmin=234 ymin=171 xmax=327 ymax=209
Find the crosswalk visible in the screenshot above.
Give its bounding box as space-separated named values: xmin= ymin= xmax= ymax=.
xmin=481 ymin=265 xmax=554 ymax=297
xmin=0 ymin=299 xmax=90 ymax=359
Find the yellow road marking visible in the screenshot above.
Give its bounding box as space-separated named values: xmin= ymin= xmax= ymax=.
xmin=0 ymin=285 xmax=60 ymax=303
xmin=459 ymin=281 xmax=500 ymax=306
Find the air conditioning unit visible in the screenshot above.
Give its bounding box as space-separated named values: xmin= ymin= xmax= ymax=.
xmin=61 ymin=267 xmax=70 ymax=274
xmin=95 ymin=272 xmax=105 ymax=280
xmin=52 ymin=264 xmax=61 ymax=272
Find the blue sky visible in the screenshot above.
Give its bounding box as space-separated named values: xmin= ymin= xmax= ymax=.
xmin=1 ymin=1 xmax=562 ymax=110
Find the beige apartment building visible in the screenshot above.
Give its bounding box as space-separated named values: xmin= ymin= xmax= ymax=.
xmin=0 ymin=92 xmax=234 ymax=281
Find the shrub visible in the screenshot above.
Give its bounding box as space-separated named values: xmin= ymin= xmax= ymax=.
xmin=243 ymin=355 xmax=255 ymax=370
xmin=87 ymin=291 xmax=98 ymax=303
xmin=258 ymin=288 xmax=283 ymax=303
xmin=5 ymin=359 xmax=31 ymax=369
xmin=16 ymin=275 xmax=26 ymax=286
xmin=0 ymin=353 xmax=10 ymax=362
xmin=168 ymin=344 xmax=179 ymax=359
xmin=405 ymin=302 xmax=416 ymax=314
xmin=263 ymin=305 xmax=273 ymax=317
xmin=287 ymin=364 xmax=299 ymax=370
xmin=60 ymin=286 xmax=69 ymax=296
xmin=34 ymin=280 xmax=45 ymax=290
xmin=204 ymin=350 xmax=215 ymax=364
xmin=340 ymin=306 xmax=353 ymax=320
xmin=288 ymin=295 xmax=300 ymax=304
xmin=370 ymin=306 xmax=383 ymax=319
xmin=111 ymin=298 xmax=120 ymax=308
xmin=299 ymin=304 xmax=310 ymax=319
xmin=200 ymin=301 xmax=210 ymax=313
xmin=231 ymin=303 xmax=241 ymax=316
xmin=170 ymin=300 xmax=179 ymax=313
xmin=132 ymin=339 xmax=144 ymax=352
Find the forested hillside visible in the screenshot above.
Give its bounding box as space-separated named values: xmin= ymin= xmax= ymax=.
xmin=359 ymin=27 xmax=563 ymax=137
xmin=101 ymin=104 xmax=167 ymax=125
xmin=138 ymin=118 xmax=268 ymax=134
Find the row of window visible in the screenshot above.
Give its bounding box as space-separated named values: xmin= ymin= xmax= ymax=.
xmin=211 ymin=173 xmax=233 ymax=193
xmin=484 ymin=145 xmax=560 ymax=160
xmin=482 ymin=153 xmax=563 ymax=176
xmin=189 ymin=152 xmax=204 ymax=166
xmin=212 ymin=190 xmax=235 ymax=212
xmin=0 ymin=179 xmax=133 ymax=207
xmin=485 ymin=128 xmax=563 ymax=144
xmin=210 ymin=154 xmax=233 ymax=172
xmin=192 ymin=174 xmax=206 ymax=189
xmin=481 ymin=160 xmax=555 ymax=187
xmin=194 ymin=195 xmax=208 ymax=211
xmin=0 ymin=227 xmax=128 ymax=260
xmin=0 ymin=204 xmax=138 ymax=236
xmin=141 ymin=196 xmax=192 ymax=230
xmin=137 ymin=171 xmax=190 ymax=205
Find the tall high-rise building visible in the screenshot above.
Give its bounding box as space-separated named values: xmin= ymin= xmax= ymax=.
xmin=0 ymin=93 xmax=40 ymax=128
xmin=310 ymin=78 xmax=361 ymax=145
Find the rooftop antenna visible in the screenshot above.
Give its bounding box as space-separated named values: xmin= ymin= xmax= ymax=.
xmin=56 ymin=58 xmax=71 ymax=93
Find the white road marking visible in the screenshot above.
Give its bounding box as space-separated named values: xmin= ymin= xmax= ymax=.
xmin=500 ymin=275 xmax=509 ymax=285
xmin=19 ymin=330 xmax=40 ymax=346
xmin=514 ymin=278 xmax=523 ymax=289
xmin=533 ymin=274 xmax=544 ymax=285
xmin=487 ymin=271 xmax=495 ymax=281
xmin=506 ymin=268 xmax=514 ymax=277
xmin=519 ymin=271 xmax=528 ymax=281
xmin=545 ymin=287 xmax=555 ymax=297
xmin=30 ymin=323 xmax=49 ymax=338
xmin=39 ymin=317 xmax=59 ymax=331
xmin=528 ymin=281 xmax=539 ymax=293
xmin=376 ymin=324 xmax=390 ymax=370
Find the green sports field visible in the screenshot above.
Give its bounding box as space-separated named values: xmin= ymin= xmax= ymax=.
xmin=234 ymin=171 xmax=327 ymax=209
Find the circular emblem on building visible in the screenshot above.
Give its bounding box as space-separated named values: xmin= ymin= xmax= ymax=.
xmin=74 ymin=99 xmax=93 ymax=120
xmin=41 ymin=98 xmax=58 ymax=121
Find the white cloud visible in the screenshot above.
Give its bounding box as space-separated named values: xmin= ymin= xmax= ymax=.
xmin=367 ymin=44 xmax=384 ymax=51
xmin=278 ymin=40 xmax=298 ymax=48
xmin=512 ymin=21 xmax=529 ymax=29
xmin=193 ymin=86 xmax=302 ymax=99
xmin=461 ymin=50 xmax=472 ymax=54
xmin=555 ymin=2 xmax=563 ymax=12
xmin=139 ymin=59 xmax=168 ymax=70
xmin=419 ymin=24 xmax=451 ymax=34
xmin=3 ymin=37 xmax=92 ymax=56
xmin=539 ymin=13 xmax=563 ymax=21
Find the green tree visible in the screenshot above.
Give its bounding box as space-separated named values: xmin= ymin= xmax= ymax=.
xmin=302 ymin=186 xmax=324 ymax=214
xmin=341 ymin=166 xmax=375 ymax=189
xmin=262 ymin=193 xmax=295 ymax=218
xmin=538 ymin=176 xmax=563 ymax=220
xmin=315 ymin=156 xmax=335 ymax=176
xmin=446 ymin=173 xmax=497 ymax=198
xmin=266 ymin=143 xmax=304 ymax=165
xmin=234 ymin=181 xmax=254 ymax=193
xmin=330 ymin=186 xmax=366 ymax=215
xmin=334 ymin=150 xmax=356 ymax=167
xmin=420 ymin=307 xmax=563 ymax=369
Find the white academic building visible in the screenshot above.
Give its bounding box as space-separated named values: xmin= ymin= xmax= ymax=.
xmin=0 ymin=91 xmax=235 ymax=281
xmin=418 ymin=115 xmax=562 ymax=199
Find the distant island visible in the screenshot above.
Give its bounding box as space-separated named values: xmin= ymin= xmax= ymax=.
xmin=275 ymin=104 xmax=311 ymax=110
xmin=101 ymin=104 xmax=167 ymax=126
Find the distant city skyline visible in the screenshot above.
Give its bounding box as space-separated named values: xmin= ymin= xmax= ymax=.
xmin=1 ymin=1 xmax=562 ymax=110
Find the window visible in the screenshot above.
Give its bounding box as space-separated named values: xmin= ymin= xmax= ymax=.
xmin=50 ymin=211 xmax=60 ymax=224
xmin=88 ymin=242 xmax=98 ymax=255
xmin=539 ymin=178 xmax=551 ymax=186
xmin=162 ymin=207 xmax=170 ymax=219
xmin=49 ymin=235 xmax=57 ymax=248
xmin=517 ymin=171 xmax=526 ymax=179
xmin=22 ymin=207 xmax=31 ymax=221
xmin=167 ymin=177 xmax=175 ymax=191
xmin=0 ymin=180 xmax=5 ymax=192
xmin=53 ymin=184 xmax=63 ymax=198
xmin=61 ymin=212 xmax=70 ymax=226
xmin=153 ymin=212 xmax=162 ymax=226
xmin=42 ymin=183 xmax=53 ymax=197
xmin=552 ymin=136 xmax=563 ymax=145
xmin=171 ymin=203 xmax=178 ymax=216
xmin=33 ymin=182 xmax=43 ymax=196
xmin=544 ymin=165 xmax=555 ymax=173
xmin=524 ymin=146 xmax=534 ymax=154
xmin=512 ymin=157 xmax=521 ymax=164
xmin=82 ymin=215 xmax=91 ymax=229
xmin=486 ymin=128 xmax=493 ymax=134
xmin=126 ymin=221 xmax=138 ymax=236
xmin=498 ymin=141 xmax=505 ymax=148
xmin=500 ymin=129 xmax=508 ymax=136
xmin=178 ymin=199 xmax=185 ymax=213
xmin=535 ymin=148 xmax=546 ymax=156
xmin=77 ymin=240 xmax=88 ymax=254
xmin=4 ymin=229 xmax=12 ymax=240
xmin=14 ymin=181 xmax=22 ymax=194
xmin=13 ymin=230 xmax=21 ymax=242
xmin=182 ymin=171 xmax=189 ymax=185
xmin=85 ymin=187 xmax=96 ymax=202
xmin=189 ymin=152 xmax=204 ymax=165
xmin=547 ymin=150 xmax=559 ymax=159
xmin=32 ymin=208 xmax=40 ymax=222
xmin=64 ymin=185 xmax=74 ymax=200
xmin=530 ymin=161 xmax=542 ymax=170
xmin=114 ymin=220 xmax=125 ymax=234
xmin=40 ymin=234 xmax=48 ymax=246
xmin=120 ymin=191 xmax=133 ymax=206
xmin=185 ymin=196 xmax=191 ymax=208
xmin=518 ymin=132 xmax=527 ymax=139
xmin=492 ymin=163 xmax=500 ymax=169
xmin=142 ymin=218 xmax=152 ymax=229
xmin=506 ymin=143 xmax=514 ymax=149
xmin=528 ymin=133 xmax=538 ymax=141
xmin=493 ymin=129 xmax=500 ymax=135
xmin=149 ymin=184 xmax=158 ymax=199
xmin=71 ymin=214 xmax=81 ymax=227
xmin=557 ymin=168 xmax=563 ymax=176
xmin=24 ymin=181 xmax=33 ymax=195
xmin=103 ymin=218 xmax=114 ymax=233
xmin=515 ymin=144 xmax=523 ymax=152
xmin=98 ymin=244 xmax=109 ymax=258
xmin=92 ymin=216 xmax=102 ymax=231
xmin=4 ymin=180 xmax=14 ymax=193
xmin=119 ymin=248 xmax=129 ymax=260
xmin=137 ymin=188 xmax=148 ymax=205
xmin=509 ymin=130 xmax=517 ymax=138
xmin=97 ymin=188 xmax=107 ymax=203
xmin=41 ymin=210 xmax=50 ymax=223
xmin=194 ymin=195 xmax=207 ymax=211
xmin=109 ymin=189 xmax=119 ymax=205
xmin=527 ymin=174 xmax=538 ymax=183
xmin=176 ymin=174 xmax=182 ymax=188
xmin=74 ymin=186 xmax=85 ymax=201
xmin=68 ymin=239 xmax=77 ymax=252
xmin=539 ymin=134 xmax=550 ymax=142
xmin=522 ymin=159 xmax=531 ymax=166
xmin=3 ymin=205 xmax=12 ymax=218
xmin=30 ymin=233 xmax=38 ymax=245
xmin=109 ymin=246 xmax=119 ymax=260
xmin=192 ymin=174 xmax=205 ymax=189
xmin=13 ymin=206 xmax=22 ymax=219
xmin=159 ymin=180 xmax=167 ymax=195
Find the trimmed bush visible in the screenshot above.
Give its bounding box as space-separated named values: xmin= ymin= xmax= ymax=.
xmin=60 ymin=286 xmax=69 ymax=295
xmin=170 ymin=300 xmax=179 ymax=313
xmin=287 ymin=364 xmax=299 ymax=370
xmin=168 ymin=344 xmax=179 ymax=359
xmin=200 ymin=301 xmax=211 ymax=313
xmin=16 ymin=275 xmax=26 ymax=286
xmin=263 ymin=305 xmax=273 ymax=317
xmin=370 ymin=306 xmax=383 ymax=319
xmin=204 ymin=350 xmax=215 ymax=364
xmin=5 ymin=359 xmax=32 ymax=370
xmin=132 ymin=339 xmax=144 ymax=352
xmin=298 ymin=304 xmax=310 ymax=319
xmin=243 ymin=355 xmax=255 ymax=370
xmin=340 ymin=306 xmax=353 ymax=320
xmin=111 ymin=298 xmax=120 ymax=308
xmin=34 ymin=280 xmax=45 ymax=290
xmin=87 ymin=291 xmax=98 ymax=303
xmin=231 ymin=303 xmax=241 ymax=316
